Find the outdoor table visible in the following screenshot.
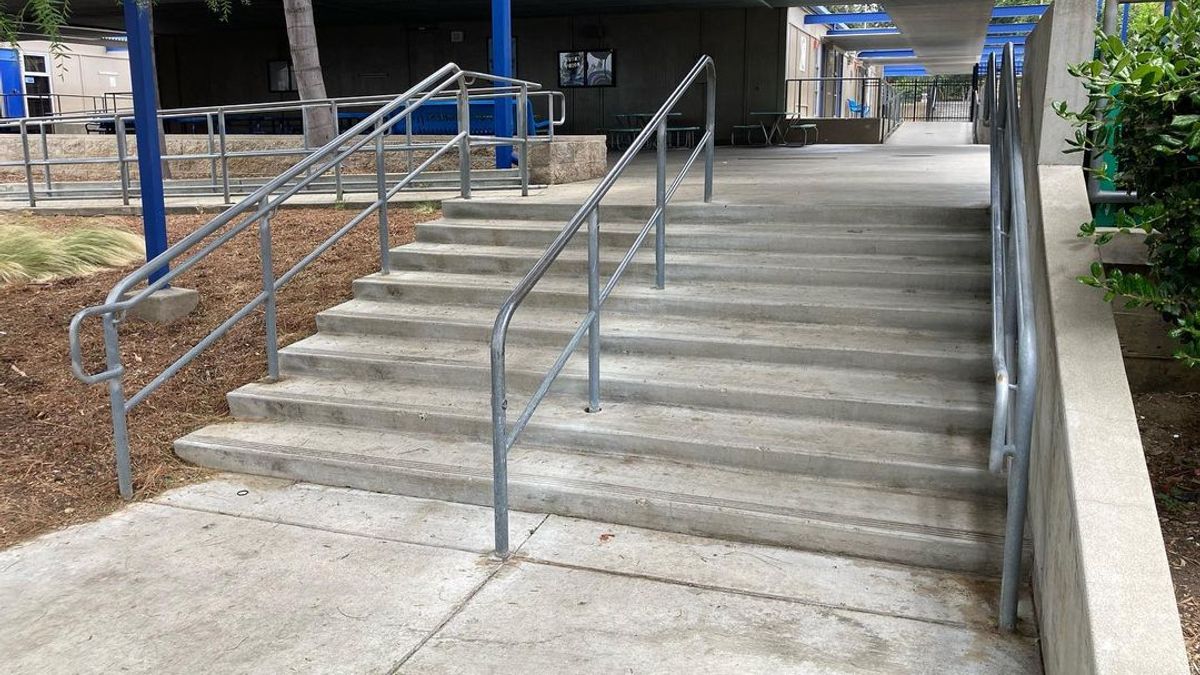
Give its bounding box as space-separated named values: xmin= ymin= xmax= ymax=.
xmin=750 ymin=111 xmax=793 ymax=145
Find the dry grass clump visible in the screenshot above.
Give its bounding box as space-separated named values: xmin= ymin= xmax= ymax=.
xmin=0 ymin=225 xmax=145 ymax=284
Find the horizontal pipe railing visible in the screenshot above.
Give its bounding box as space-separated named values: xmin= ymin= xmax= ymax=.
xmin=985 ymin=44 xmax=1039 ymax=634
xmin=488 ymin=55 xmax=716 ymax=558
xmin=68 ymin=63 xmax=552 ymax=499
xmin=2 ymin=87 xmax=564 ymax=205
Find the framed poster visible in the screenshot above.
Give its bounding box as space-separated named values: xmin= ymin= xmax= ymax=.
xmin=558 ymin=49 xmax=615 ymax=88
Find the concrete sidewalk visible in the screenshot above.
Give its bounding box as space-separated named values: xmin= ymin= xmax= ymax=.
xmin=0 ymin=476 xmax=1038 ymax=674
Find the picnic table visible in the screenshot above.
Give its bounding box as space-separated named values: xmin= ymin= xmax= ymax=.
xmin=750 ymin=111 xmax=792 ymax=145
xmin=606 ymin=112 xmax=699 ymax=150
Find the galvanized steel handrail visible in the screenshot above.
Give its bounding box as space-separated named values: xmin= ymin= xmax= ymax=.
xmin=68 ymin=63 xmax=548 ymax=499
xmin=3 ymin=86 xmax=564 ymax=206
xmin=985 ymin=45 xmax=1039 ymax=633
xmin=488 ymin=55 xmax=716 ymax=558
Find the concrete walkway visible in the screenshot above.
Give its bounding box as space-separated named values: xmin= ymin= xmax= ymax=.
xmin=0 ymin=476 xmax=1038 ymax=674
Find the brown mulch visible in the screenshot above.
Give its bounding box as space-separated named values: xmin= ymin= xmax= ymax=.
xmin=0 ymin=205 xmax=439 ymax=549
xmin=1136 ymin=391 xmax=1200 ymax=673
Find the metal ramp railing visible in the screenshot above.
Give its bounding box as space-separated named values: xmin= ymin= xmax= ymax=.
xmin=983 ymin=44 xmax=1039 ymax=633
xmin=487 ymin=55 xmax=716 ymax=558
xmin=67 ymin=63 xmax=550 ymax=499
xmin=0 ymin=87 xmax=564 ymax=205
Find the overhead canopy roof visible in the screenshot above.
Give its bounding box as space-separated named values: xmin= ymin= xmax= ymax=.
xmin=60 ymin=0 xmax=1035 ymax=75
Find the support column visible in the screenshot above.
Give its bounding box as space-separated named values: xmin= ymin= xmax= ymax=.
xmin=123 ymin=0 xmax=169 ymax=283
xmin=491 ymin=0 xmax=514 ymax=169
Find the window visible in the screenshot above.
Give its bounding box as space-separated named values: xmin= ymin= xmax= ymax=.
xmin=268 ymin=60 xmax=297 ymax=93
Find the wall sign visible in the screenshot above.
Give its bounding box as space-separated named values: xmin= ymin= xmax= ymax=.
xmin=558 ymin=49 xmax=615 ymax=88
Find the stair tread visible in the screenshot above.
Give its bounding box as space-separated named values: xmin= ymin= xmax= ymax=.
xmin=177 ymin=419 xmax=1006 ymax=542
xmin=283 ymin=332 xmax=991 ymax=411
xmin=321 ymin=298 xmax=990 ymax=359
xmin=355 ymin=270 xmax=991 ymax=310
xmin=423 ymin=217 xmax=991 ymax=238
xmin=228 ymin=374 xmax=991 ymax=472
xmin=394 ymin=241 xmax=991 ymax=274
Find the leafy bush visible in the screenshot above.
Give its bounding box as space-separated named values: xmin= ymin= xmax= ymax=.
xmin=0 ymin=225 xmax=145 ymax=284
xmin=1056 ymin=2 xmax=1200 ymax=366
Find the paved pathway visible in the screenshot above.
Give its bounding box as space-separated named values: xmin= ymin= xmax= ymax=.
xmin=0 ymin=476 xmax=1038 ymax=673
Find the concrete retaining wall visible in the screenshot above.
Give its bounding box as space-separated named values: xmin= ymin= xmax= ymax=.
xmin=1020 ymin=2 xmax=1189 ymax=671
xmin=790 ymin=118 xmax=885 ymax=144
xmin=0 ymin=134 xmax=606 ymax=186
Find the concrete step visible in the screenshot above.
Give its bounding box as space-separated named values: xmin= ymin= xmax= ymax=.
xmin=352 ymin=271 xmax=990 ymax=335
xmin=175 ymin=420 xmax=1008 ymax=574
xmin=416 ymin=218 xmax=991 ymax=260
xmin=440 ymin=199 xmax=991 ymax=229
xmin=315 ymin=299 xmax=991 ymax=379
xmin=389 ymin=242 xmax=990 ymax=292
xmin=221 ymin=376 xmax=1000 ymax=495
xmin=276 ymin=333 xmax=991 ymax=432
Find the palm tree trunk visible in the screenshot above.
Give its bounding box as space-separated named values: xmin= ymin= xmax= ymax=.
xmin=282 ymin=0 xmax=334 ymax=146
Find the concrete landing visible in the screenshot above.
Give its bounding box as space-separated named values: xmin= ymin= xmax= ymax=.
xmin=0 ymin=476 xmax=1041 ymax=674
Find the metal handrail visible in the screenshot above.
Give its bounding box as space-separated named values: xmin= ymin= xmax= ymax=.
xmin=2 ymin=87 xmax=565 ymax=206
xmin=487 ymin=55 xmax=716 ymax=558
xmin=68 ymin=63 xmax=548 ymax=499
xmin=985 ymin=45 xmax=1039 ymax=633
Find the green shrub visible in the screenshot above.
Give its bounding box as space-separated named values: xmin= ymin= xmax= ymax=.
xmin=0 ymin=225 xmax=145 ymax=284
xmin=1056 ymin=1 xmax=1200 ymax=366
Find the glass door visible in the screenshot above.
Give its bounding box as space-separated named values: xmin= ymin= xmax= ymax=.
xmin=22 ymin=53 xmax=52 ymax=117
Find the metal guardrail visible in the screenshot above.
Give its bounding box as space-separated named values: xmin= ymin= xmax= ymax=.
xmin=984 ymin=45 xmax=1039 ymax=633
xmin=487 ymin=55 xmax=716 ymax=558
xmin=1 ymin=88 xmax=565 ymax=206
xmin=67 ymin=63 xmax=549 ymax=500
xmin=784 ymin=77 xmax=902 ymax=140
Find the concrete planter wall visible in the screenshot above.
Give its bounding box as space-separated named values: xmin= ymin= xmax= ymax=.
xmin=1020 ymin=3 xmax=1190 ymax=672
xmin=526 ymin=135 xmax=608 ymax=185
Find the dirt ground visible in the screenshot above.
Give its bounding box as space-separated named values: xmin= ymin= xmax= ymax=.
xmin=1135 ymin=391 xmax=1200 ymax=672
xmin=0 ymin=205 xmax=438 ymax=549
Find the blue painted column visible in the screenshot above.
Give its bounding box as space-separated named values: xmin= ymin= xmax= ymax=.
xmin=491 ymin=0 xmax=514 ymax=169
xmin=123 ymin=0 xmax=169 ymax=283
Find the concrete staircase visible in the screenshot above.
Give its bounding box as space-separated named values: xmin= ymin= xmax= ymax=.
xmin=177 ymin=198 xmax=1007 ymax=576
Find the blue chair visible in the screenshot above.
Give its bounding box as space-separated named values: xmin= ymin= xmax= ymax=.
xmin=848 ymin=100 xmax=870 ymax=117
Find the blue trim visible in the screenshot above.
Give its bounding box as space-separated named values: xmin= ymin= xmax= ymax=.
xmin=988 ymin=22 xmax=1037 ymax=34
xmin=491 ymin=0 xmax=514 ymax=169
xmin=984 ymin=35 xmax=1027 ymax=46
xmin=826 ymin=28 xmax=899 ymax=36
xmin=123 ymin=0 xmax=169 ymax=283
xmin=858 ymin=49 xmax=916 ymax=59
xmin=804 ymin=11 xmax=890 ymax=24
xmin=992 ymin=4 xmax=1048 ymax=18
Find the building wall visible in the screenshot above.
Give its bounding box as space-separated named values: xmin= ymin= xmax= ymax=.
xmin=7 ymin=39 xmax=130 ymax=116
xmin=154 ymin=8 xmax=788 ymax=139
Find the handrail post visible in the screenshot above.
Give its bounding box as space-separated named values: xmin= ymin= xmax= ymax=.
xmin=39 ymin=122 xmax=52 ymax=194
xmin=376 ymin=117 xmax=391 ymax=275
xmin=331 ymin=101 xmax=344 ymax=201
xmin=102 ymin=313 xmax=134 ymax=500
xmin=19 ymin=120 xmax=35 ymax=207
xmin=218 ymin=109 xmax=231 ymax=204
xmin=655 ymin=119 xmax=667 ymax=289
xmin=115 ymin=117 xmax=131 ymax=206
xmin=586 ymin=207 xmax=601 ymax=413
xmin=704 ymin=66 xmax=716 ymax=203
xmin=490 ymin=343 xmax=510 ymax=559
xmin=259 ymin=199 xmax=280 ymax=380
xmin=518 ymin=84 xmax=530 ymax=196
xmin=206 ymin=112 xmax=217 ymax=191
xmin=405 ymin=98 xmax=415 ymax=174
xmin=458 ymin=77 xmax=473 ymax=199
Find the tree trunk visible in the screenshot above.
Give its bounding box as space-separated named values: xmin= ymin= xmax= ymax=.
xmin=282 ymin=0 xmax=334 ymax=147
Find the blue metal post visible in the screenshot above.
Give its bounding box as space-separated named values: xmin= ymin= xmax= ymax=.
xmin=491 ymin=0 xmax=514 ymax=169
xmin=1165 ymin=1 xmax=1174 ymax=16
xmin=1121 ymin=3 xmax=1130 ymax=42
xmin=123 ymin=0 xmax=169 ymax=283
